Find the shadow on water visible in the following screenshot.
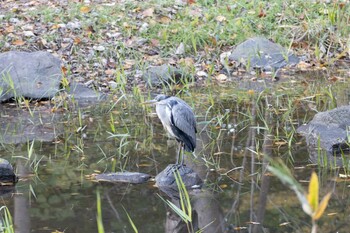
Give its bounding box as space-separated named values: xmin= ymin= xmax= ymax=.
xmin=1 ymin=70 xmax=350 ymax=232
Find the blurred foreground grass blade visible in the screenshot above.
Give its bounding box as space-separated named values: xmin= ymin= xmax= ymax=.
xmin=166 ymin=200 xmax=192 ymax=223
xmin=157 ymin=169 xmax=193 ymax=225
xmin=0 ymin=206 xmax=14 ymax=233
xmin=313 ymin=192 xmax=331 ymax=221
xmin=308 ymin=172 xmax=319 ymax=211
xmin=174 ymin=170 xmax=192 ymax=222
xmin=123 ymin=206 xmax=138 ymax=233
xmin=96 ymin=190 xmax=105 ymax=233
xmin=267 ymin=158 xmax=312 ymax=215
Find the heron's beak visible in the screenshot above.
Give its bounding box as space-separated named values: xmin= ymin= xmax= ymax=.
xmin=141 ymin=99 xmax=157 ymax=105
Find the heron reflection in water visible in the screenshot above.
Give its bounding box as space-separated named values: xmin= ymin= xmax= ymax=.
xmin=143 ymin=94 xmax=197 ymax=165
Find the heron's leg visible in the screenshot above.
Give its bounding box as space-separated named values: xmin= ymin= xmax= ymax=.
xmin=179 ymin=143 xmax=185 ymax=165
xmin=176 ymin=142 xmax=182 ymax=164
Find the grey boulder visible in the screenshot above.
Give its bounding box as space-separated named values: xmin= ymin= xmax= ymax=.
xmin=0 ymin=158 xmax=18 ymax=184
xmin=229 ymin=37 xmax=299 ymax=70
xmin=143 ymin=64 xmax=187 ymax=87
xmin=0 ymin=51 xmax=62 ymax=101
xmin=298 ymin=105 xmax=350 ymax=156
xmin=67 ymin=82 xmax=106 ymax=107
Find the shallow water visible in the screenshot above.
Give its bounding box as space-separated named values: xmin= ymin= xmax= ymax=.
xmin=1 ymin=71 xmax=350 ymax=232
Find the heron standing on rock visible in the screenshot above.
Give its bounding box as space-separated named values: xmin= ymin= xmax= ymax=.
xmin=144 ymin=94 xmax=197 ymax=165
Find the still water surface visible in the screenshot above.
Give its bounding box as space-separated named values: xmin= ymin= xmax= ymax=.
xmin=1 ymin=72 xmax=350 ymax=232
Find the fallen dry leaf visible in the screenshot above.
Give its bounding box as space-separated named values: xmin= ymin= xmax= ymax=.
xmin=123 ymin=59 xmax=136 ymax=70
xmin=142 ymin=8 xmax=154 ymax=18
xmin=80 ymin=6 xmax=91 ymax=13
xmin=258 ymin=8 xmax=266 ymax=18
xmin=105 ymin=69 xmax=115 ymax=75
xmin=296 ymin=61 xmax=312 ymax=70
xmin=158 ymin=16 xmax=171 ymax=24
xmin=61 ymin=66 xmax=68 ymax=75
xmin=328 ymin=76 xmax=345 ymax=82
xmin=247 ymin=89 xmax=255 ymax=95
xmin=74 ymin=37 xmax=81 ymax=44
xmin=5 ymin=25 xmax=14 ymax=33
xmin=150 ymin=38 xmax=160 ymax=47
xmin=274 ymin=141 xmax=287 ymax=146
xmin=179 ymin=57 xmax=194 ymax=67
xmin=13 ymin=39 xmax=25 ymax=45
xmin=196 ymin=71 xmax=207 ymax=77
xmin=216 ymin=15 xmax=226 ymax=22
xmin=216 ymin=74 xmax=227 ymax=82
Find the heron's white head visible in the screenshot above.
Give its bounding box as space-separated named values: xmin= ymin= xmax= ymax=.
xmin=154 ymin=94 xmax=170 ymax=102
xmin=142 ymin=94 xmax=170 ymax=105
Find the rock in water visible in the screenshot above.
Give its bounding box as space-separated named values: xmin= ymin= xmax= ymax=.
xmin=0 ymin=158 xmax=18 ymax=184
xmin=143 ymin=64 xmax=187 ymax=87
xmin=156 ymin=164 xmax=202 ymax=199
xmin=229 ymin=37 xmax=299 ymax=71
xmin=297 ymin=105 xmax=350 ymax=155
xmin=0 ymin=104 xmax=63 ymax=144
xmin=94 ymin=172 xmax=151 ymax=184
xmin=0 ymin=51 xmax=62 ymax=102
xmin=67 ymin=82 xmax=106 ymax=107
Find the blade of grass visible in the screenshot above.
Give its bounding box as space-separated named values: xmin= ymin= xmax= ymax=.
xmin=96 ymin=190 xmax=105 ymax=233
xmin=122 ymin=206 xmax=138 ymax=233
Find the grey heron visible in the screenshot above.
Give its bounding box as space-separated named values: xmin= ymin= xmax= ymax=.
xmin=144 ymin=94 xmax=197 ymax=165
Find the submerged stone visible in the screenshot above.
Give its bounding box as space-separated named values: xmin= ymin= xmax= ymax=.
xmin=298 ymin=105 xmax=350 ymax=166
xmin=67 ymin=82 xmax=107 ymax=107
xmin=156 ymin=164 xmax=202 ymax=199
xmin=94 ymin=172 xmax=152 ymax=184
xmin=229 ymin=37 xmax=299 ymax=71
xmin=0 ymin=103 xmax=63 ymax=144
xmin=0 ymin=158 xmax=18 ymax=184
xmin=0 ymin=51 xmax=62 ymax=102
xmin=143 ymin=64 xmax=188 ymax=87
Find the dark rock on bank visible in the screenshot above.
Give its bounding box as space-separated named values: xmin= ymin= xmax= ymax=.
xmin=95 ymin=172 xmax=152 ymax=184
xmin=0 ymin=51 xmax=62 ymax=102
xmin=0 ymin=158 xmax=18 ymax=184
xmin=229 ymin=37 xmax=299 ymax=71
xmin=297 ymin=105 xmax=350 ymax=156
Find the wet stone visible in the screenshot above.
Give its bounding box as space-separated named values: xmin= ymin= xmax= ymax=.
xmin=0 ymin=51 xmax=62 ymax=102
xmin=155 ymin=164 xmax=202 ymax=199
xmin=0 ymin=158 xmax=18 ymax=184
xmin=297 ymin=105 xmax=350 ymax=156
xmin=67 ymin=82 xmax=107 ymax=107
xmin=94 ymin=172 xmax=152 ymax=184
xmin=0 ymin=104 xmax=63 ymax=144
xmin=142 ymin=64 xmax=188 ymax=87
xmin=229 ymin=37 xmax=299 ymax=71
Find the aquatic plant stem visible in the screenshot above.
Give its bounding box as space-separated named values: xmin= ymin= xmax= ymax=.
xmin=311 ymin=220 xmax=317 ymax=233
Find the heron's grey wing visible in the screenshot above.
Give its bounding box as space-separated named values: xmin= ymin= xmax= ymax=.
xmin=169 ymin=100 xmax=197 ymax=152
xmin=171 ymin=97 xmax=197 ymax=133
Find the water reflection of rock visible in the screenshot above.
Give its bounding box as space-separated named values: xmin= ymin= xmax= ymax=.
xmin=0 ymin=104 xmax=63 ymax=144
xmin=0 ymin=83 xmax=106 ymax=145
xmin=155 ymin=121 xmax=226 ymax=232
xmin=14 ymin=159 xmax=31 ymax=233
xmin=164 ymin=190 xmax=225 ymax=233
